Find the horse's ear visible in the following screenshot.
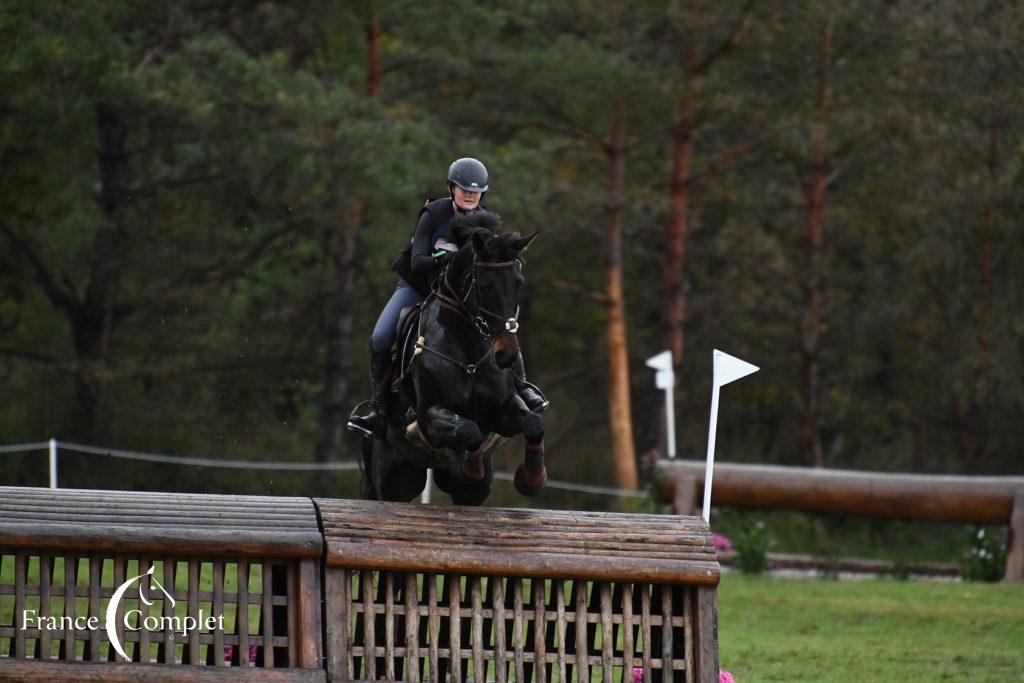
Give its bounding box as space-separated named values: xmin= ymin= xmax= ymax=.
xmin=471 ymin=231 xmax=490 ymax=257
xmin=513 ymin=231 xmax=539 ymax=254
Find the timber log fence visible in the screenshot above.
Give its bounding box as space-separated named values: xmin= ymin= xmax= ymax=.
xmin=657 ymin=459 xmax=1024 ymax=582
xmin=0 ymin=485 xmax=720 ymax=682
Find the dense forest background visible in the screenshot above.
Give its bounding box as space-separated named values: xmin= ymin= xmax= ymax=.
xmin=1 ymin=1 xmax=1021 ymax=507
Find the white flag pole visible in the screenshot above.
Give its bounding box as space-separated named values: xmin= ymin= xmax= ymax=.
xmin=421 ymin=469 xmax=433 ymax=504
xmin=49 ymin=438 xmax=58 ymax=490
xmin=664 ymin=381 xmax=676 ymax=460
xmin=702 ymin=350 xmax=759 ymax=521
xmin=702 ymin=383 xmax=721 ymax=521
xmin=645 ymin=351 xmax=676 ymax=458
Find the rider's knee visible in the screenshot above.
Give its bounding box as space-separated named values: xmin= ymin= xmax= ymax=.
xmin=370 ymin=328 xmax=393 ymax=353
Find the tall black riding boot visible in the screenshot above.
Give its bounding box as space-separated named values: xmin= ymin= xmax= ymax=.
xmin=346 ymin=346 xmax=393 ymax=437
xmin=512 ymin=350 xmax=549 ymax=413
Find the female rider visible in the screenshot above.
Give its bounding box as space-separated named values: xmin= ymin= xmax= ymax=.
xmin=347 ymin=157 xmax=548 ymax=437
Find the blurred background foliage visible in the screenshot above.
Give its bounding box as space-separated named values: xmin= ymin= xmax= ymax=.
xmin=1 ymin=1 xmax=1021 ymax=515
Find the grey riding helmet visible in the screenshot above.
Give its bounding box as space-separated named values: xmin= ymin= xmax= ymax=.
xmin=447 ymin=157 xmax=489 ymax=193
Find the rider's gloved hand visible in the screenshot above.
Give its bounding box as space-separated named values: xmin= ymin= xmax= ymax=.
xmin=433 ymin=250 xmax=453 ymax=267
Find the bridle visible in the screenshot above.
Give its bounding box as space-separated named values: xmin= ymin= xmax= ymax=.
xmin=452 ymin=258 xmax=522 ymax=339
xmin=414 ymin=256 xmax=522 ymax=376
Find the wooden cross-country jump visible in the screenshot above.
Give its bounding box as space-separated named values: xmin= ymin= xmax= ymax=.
xmin=0 ymin=486 xmax=721 ymax=682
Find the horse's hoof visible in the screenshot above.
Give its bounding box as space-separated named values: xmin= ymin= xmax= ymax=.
xmin=453 ymin=450 xmax=485 ymax=480
xmin=514 ymin=464 xmax=546 ymax=497
xmin=463 ymin=451 xmax=485 ymax=480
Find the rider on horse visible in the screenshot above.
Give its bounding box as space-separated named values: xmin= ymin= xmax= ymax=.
xmin=347 ymin=157 xmax=548 ymax=437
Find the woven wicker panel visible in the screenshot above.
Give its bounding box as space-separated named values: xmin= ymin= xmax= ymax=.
xmin=328 ymin=567 xmax=694 ymax=682
xmin=0 ymin=550 xmax=298 ymax=668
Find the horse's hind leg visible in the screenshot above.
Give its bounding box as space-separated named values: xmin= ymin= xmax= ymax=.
xmin=359 ymin=436 xmax=377 ymax=499
xmin=420 ymin=405 xmax=486 ymax=480
xmin=379 ymin=460 xmax=427 ymax=502
xmin=433 ymin=462 xmax=493 ymax=506
xmin=372 ymin=437 xmax=427 ymax=502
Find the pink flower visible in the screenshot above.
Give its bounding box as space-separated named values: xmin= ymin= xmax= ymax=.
xmin=719 ymin=669 xmax=736 ymax=683
xmin=632 ymin=667 xmax=644 ymax=682
xmin=713 ymin=532 xmax=733 ymax=552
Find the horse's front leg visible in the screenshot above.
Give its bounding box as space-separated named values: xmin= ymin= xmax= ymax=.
xmin=496 ymin=396 xmax=546 ymax=497
xmin=420 ymin=405 xmax=486 ymax=480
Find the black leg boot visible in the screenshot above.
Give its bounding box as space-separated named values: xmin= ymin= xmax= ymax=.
xmin=346 ymin=346 xmax=393 ymax=437
xmin=367 ymin=346 xmax=392 ymax=435
xmin=512 ymin=350 xmax=549 ymax=413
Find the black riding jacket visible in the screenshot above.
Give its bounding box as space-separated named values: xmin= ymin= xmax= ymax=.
xmin=391 ymin=198 xmax=483 ymax=296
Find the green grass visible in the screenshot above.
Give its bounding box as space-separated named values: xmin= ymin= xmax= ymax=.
xmin=718 ymin=574 xmax=1024 ymax=682
xmin=712 ymin=508 xmax=991 ymax=567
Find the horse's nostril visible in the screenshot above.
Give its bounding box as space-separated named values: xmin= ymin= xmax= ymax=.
xmin=496 ymin=349 xmax=515 ymax=369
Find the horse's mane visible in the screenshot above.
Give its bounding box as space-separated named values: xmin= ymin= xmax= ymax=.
xmin=445 ymin=210 xmax=503 ymax=246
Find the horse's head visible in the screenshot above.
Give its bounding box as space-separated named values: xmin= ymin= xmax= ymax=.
xmin=446 ymin=212 xmax=539 ymax=369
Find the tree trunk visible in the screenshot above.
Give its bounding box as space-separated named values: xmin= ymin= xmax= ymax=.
xmin=798 ymin=17 xmax=833 ymax=468
xmin=312 ymin=8 xmax=379 ymax=489
xmin=69 ymin=102 xmax=129 ymax=444
xmin=662 ymin=56 xmax=699 ymax=367
xmin=799 ymin=159 xmax=825 ymax=468
xmin=313 ymin=202 xmax=362 ymax=487
xmin=605 ymin=98 xmax=639 ymax=491
xmin=365 ymin=4 xmax=381 ymax=98
xmin=966 ymin=123 xmax=997 ymax=473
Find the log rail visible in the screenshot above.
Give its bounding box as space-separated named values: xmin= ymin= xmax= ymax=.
xmin=657 ymin=459 xmax=1024 ymax=582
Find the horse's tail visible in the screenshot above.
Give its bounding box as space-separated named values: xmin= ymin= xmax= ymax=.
xmin=358 ymin=436 xmax=378 ymax=500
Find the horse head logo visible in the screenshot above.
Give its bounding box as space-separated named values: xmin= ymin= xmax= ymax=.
xmin=105 ymin=565 xmax=176 ymax=660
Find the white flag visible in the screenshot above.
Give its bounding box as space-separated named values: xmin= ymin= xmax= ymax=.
xmin=713 ymin=349 xmax=759 ymax=387
xmin=703 ymin=349 xmax=759 ymax=521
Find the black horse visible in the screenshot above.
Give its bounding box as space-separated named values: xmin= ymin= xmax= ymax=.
xmin=359 ymin=212 xmax=546 ymax=505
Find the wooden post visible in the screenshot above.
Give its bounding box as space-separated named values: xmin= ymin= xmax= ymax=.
xmin=673 ymin=476 xmax=698 ymax=516
xmin=1006 ymin=490 xmax=1024 ymax=583
xmin=692 ymin=586 xmax=719 ymax=683
xmin=296 ymin=558 xmax=323 ymax=668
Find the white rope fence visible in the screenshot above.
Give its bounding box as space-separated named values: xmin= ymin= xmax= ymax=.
xmin=492 ymin=471 xmax=643 ymax=497
xmin=0 ymin=439 xmax=644 ymax=498
xmin=59 ymin=441 xmax=360 ymax=471
xmin=0 ymin=442 xmax=50 ymax=453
